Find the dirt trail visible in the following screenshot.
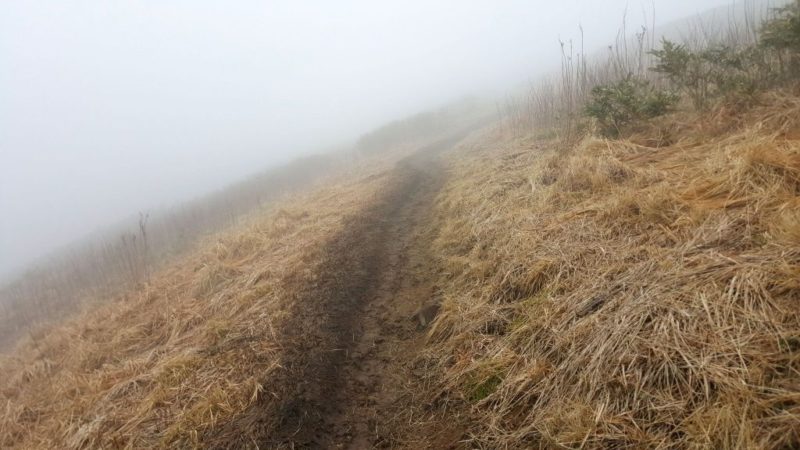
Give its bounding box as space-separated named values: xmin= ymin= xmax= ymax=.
xmin=317 ymin=143 xmax=452 ymax=449
xmin=207 ymin=134 xmax=467 ymax=449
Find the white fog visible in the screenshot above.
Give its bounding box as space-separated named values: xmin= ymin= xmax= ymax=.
xmin=1 ymin=0 xmax=733 ymax=278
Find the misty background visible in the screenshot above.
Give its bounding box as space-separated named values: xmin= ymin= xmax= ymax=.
xmin=1 ymin=0 xmax=733 ymax=279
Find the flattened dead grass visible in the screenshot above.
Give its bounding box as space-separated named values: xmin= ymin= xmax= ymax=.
xmin=0 ymin=151 xmax=402 ymax=448
xmin=424 ymin=91 xmax=800 ymax=449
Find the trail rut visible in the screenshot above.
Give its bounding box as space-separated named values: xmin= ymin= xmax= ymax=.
xmin=207 ymin=135 xmax=468 ymax=449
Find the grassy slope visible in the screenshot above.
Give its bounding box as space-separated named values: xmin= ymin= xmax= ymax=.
xmin=422 ymin=91 xmax=800 ymax=448
xmin=0 ymin=149 xmax=403 ymax=448
xmin=1 ymin=92 xmax=799 ymax=449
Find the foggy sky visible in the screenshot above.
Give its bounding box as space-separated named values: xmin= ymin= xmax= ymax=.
xmin=0 ymin=0 xmax=730 ymax=279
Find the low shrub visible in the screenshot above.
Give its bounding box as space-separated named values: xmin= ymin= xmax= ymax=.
xmin=650 ymin=4 xmax=800 ymax=111
xmin=761 ymin=0 xmax=800 ymax=76
xmin=650 ymin=40 xmax=769 ymax=109
xmin=584 ymin=76 xmax=677 ymax=137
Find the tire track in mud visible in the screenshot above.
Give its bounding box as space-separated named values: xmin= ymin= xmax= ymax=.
xmin=205 ymin=133 xmax=466 ymax=449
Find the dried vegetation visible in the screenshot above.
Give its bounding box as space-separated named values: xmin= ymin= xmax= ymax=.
xmin=2 ymin=4 xmax=799 ymax=448
xmin=0 ymin=151 xmax=402 ymax=448
xmin=421 ymin=91 xmax=800 ymax=448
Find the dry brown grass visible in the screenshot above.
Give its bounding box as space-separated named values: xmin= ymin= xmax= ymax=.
xmin=2 ymin=88 xmax=799 ymax=448
xmin=0 ymin=148 xmax=406 ymax=448
xmin=422 ymin=91 xmax=800 ymax=449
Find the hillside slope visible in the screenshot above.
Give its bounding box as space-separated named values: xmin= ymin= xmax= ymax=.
xmin=418 ymin=92 xmax=800 ymax=448
xmin=0 ymin=132 xmax=476 ymax=448
xmin=1 ymin=93 xmax=799 ymax=448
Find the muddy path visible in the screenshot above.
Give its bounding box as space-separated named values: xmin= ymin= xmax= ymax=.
xmin=205 ymin=134 xmax=468 ymax=449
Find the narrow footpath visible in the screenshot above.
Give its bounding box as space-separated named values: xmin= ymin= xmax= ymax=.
xmin=209 ymin=134 xmax=469 ymax=449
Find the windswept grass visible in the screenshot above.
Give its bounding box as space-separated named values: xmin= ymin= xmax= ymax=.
xmin=421 ymin=91 xmax=800 ymax=448
xmin=0 ymin=149 xmax=404 ymax=448
xmin=2 ymin=5 xmax=798 ymax=449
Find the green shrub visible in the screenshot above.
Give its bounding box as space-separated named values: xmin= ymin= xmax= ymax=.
xmin=650 ymin=4 xmax=800 ymax=110
xmin=649 ymin=40 xmax=766 ymax=109
xmin=584 ymin=76 xmax=678 ymax=137
xmin=761 ymin=1 xmax=800 ymax=76
xmin=648 ymin=40 xmax=699 ymax=103
xmin=761 ymin=1 xmax=800 ymax=52
xmin=583 ymin=2 xmax=800 ymax=138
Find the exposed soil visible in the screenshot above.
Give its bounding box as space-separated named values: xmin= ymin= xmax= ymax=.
xmin=205 ymin=135 xmax=469 ymax=449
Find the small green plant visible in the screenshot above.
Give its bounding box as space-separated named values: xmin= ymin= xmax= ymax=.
xmin=584 ymin=76 xmax=677 ymax=137
xmin=467 ymin=374 xmax=503 ymax=402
